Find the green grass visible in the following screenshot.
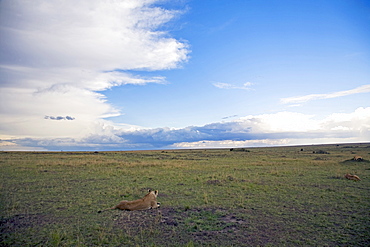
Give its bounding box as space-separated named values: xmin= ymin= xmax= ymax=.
xmin=1 ymin=144 xmax=370 ymax=246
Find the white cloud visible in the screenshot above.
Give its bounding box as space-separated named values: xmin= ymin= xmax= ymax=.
xmin=281 ymin=84 xmax=370 ymax=104
xmin=170 ymin=107 xmax=370 ymax=149
xmin=0 ymin=0 xmax=189 ymax=140
xmin=213 ymin=82 xmax=253 ymax=90
xmin=0 ymin=0 xmax=188 ymax=71
xmin=237 ymin=112 xmax=320 ymax=132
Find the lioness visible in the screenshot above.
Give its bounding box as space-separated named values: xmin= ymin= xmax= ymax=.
xmin=345 ymin=173 xmax=361 ymax=181
xmin=353 ymin=156 xmax=363 ymax=161
xmin=98 ymin=189 xmax=160 ymax=213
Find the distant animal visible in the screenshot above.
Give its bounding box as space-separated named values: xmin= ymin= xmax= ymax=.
xmin=352 ymin=156 xmax=363 ymax=161
xmin=345 ymin=173 xmax=361 ymax=181
xmin=98 ymin=189 xmax=160 ymax=213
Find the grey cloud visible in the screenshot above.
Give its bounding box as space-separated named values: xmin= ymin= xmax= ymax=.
xmin=222 ymin=115 xmax=238 ymax=120
xmin=45 ymin=116 xmax=75 ymax=120
xmin=114 ymin=122 xmax=270 ymax=148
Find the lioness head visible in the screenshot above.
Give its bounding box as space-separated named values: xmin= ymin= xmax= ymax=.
xmin=148 ymin=189 xmax=158 ymax=196
xmin=146 ymin=189 xmax=158 ymax=198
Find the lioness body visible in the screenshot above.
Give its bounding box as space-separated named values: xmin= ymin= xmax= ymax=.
xmin=345 ymin=173 xmax=361 ymax=181
xmin=98 ymin=190 xmax=160 ymax=213
xmin=353 ymin=156 xmax=363 ymax=161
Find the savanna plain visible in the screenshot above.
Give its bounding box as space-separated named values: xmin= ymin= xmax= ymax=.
xmin=1 ymin=143 xmax=369 ymax=246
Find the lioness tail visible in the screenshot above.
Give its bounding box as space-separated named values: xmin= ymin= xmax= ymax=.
xmin=98 ymin=206 xmax=116 ymax=213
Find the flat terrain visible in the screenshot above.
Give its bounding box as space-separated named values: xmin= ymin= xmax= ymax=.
xmin=1 ymin=143 xmax=369 ymax=246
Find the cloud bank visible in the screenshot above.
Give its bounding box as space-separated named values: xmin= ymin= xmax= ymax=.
xmin=2 ymin=107 xmax=369 ymax=151
xmin=0 ymin=0 xmax=189 ymax=139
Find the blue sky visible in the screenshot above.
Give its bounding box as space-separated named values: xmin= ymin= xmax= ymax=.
xmin=0 ymin=0 xmax=369 ymax=151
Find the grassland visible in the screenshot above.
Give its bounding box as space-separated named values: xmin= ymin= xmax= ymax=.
xmin=1 ymin=143 xmax=369 ymax=246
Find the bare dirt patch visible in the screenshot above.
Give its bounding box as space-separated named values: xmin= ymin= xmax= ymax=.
xmin=1 ymin=213 xmax=52 ymax=233
xmin=109 ymin=207 xmax=275 ymax=246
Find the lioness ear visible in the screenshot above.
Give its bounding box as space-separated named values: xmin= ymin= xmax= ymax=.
xmin=148 ymin=189 xmax=151 ymax=192
xmin=155 ymin=190 xmax=158 ymax=195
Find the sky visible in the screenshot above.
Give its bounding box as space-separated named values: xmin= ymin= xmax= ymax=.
xmin=0 ymin=0 xmax=369 ymax=151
